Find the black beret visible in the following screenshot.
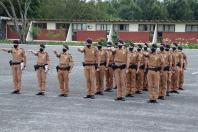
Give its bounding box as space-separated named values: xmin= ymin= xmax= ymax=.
xmin=86 ymin=38 xmax=92 ymax=44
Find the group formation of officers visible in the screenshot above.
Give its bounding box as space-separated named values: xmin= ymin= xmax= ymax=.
xmin=0 ymin=39 xmax=187 ymax=103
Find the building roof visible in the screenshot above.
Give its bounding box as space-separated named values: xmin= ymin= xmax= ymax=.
xmin=6 ymin=18 xmax=198 ymax=23
xmin=30 ymin=19 xmax=198 ymax=23
xmin=0 ymin=16 xmax=11 ymax=20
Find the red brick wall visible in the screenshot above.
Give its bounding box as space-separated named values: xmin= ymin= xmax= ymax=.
xmin=7 ymin=25 xmax=19 ymax=39
xmin=163 ymin=32 xmax=198 ymax=43
xmin=34 ymin=29 xmax=67 ymax=41
xmin=118 ymin=32 xmax=150 ymax=43
xmin=75 ymin=31 xmax=107 ymax=41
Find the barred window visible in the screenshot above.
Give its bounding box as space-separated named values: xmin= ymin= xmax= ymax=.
xmin=186 ymin=25 xmax=198 ymax=32
xmin=72 ymin=23 xmax=87 ymax=31
xmin=33 ymin=23 xmax=47 ymax=29
xmin=157 ymin=24 xmax=175 ymax=32
xmin=114 ymin=24 xmax=129 ymax=31
xmin=139 ymin=24 xmax=155 ymax=32
xmin=96 ymin=24 xmax=111 ymax=31
xmin=56 ymin=23 xmax=69 ymax=29
xmin=8 ymin=25 xmax=22 ymax=32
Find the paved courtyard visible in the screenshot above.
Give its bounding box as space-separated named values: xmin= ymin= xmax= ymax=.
xmin=0 ymin=44 xmax=198 ymax=132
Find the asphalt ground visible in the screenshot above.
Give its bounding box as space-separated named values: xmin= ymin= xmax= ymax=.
xmin=0 ymin=44 xmax=198 ymax=132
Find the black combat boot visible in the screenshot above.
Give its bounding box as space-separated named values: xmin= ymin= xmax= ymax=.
xmin=83 ymin=95 xmax=91 ymax=99
xmin=158 ymin=96 xmax=165 ymax=100
xmin=126 ymin=93 xmax=134 ymax=97
xmin=11 ymin=90 xmax=20 ymax=94
xmin=115 ymin=97 xmax=122 ymax=101
xmin=90 ymin=95 xmax=95 ymax=99
xmin=36 ymin=92 xmax=45 ymax=96
xmin=59 ymin=94 xmax=68 ymax=97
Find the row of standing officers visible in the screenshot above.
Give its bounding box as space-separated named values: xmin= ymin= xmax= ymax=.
xmin=78 ymin=39 xmax=187 ymax=103
xmin=0 ymin=39 xmax=187 ymax=103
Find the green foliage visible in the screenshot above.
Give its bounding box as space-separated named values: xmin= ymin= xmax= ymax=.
xmin=97 ymin=38 xmax=108 ymax=46
xmin=31 ymin=27 xmax=41 ymax=38
xmin=112 ymin=34 xmax=119 ymax=44
xmin=1 ymin=0 xmax=198 ymax=20
xmin=124 ymin=40 xmax=134 ymax=47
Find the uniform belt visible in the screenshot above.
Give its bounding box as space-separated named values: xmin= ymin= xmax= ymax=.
xmin=177 ymin=63 xmax=181 ymax=67
xmin=148 ymin=67 xmax=161 ymax=72
xmin=139 ymin=64 xmax=145 ymax=69
xmin=56 ymin=66 xmax=70 ymax=72
xmin=108 ymin=64 xmax=113 ymax=67
xmin=34 ymin=64 xmax=48 ymax=71
xmin=9 ymin=60 xmax=21 ymax=66
xmin=129 ymin=64 xmax=137 ymax=70
xmin=96 ymin=62 xmax=106 ymax=66
xmin=164 ymin=66 xmax=170 ymax=71
xmin=82 ymin=62 xmax=96 ymax=67
xmin=111 ymin=64 xmax=126 ymax=70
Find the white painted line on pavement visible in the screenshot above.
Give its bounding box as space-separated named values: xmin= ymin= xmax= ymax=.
xmin=192 ymin=71 xmax=198 ymax=75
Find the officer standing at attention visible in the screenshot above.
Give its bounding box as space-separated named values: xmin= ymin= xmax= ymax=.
xmin=111 ymin=40 xmax=127 ymax=101
xmin=126 ymin=42 xmax=140 ymax=97
xmin=170 ymin=44 xmax=183 ymax=94
xmin=78 ymin=38 xmax=97 ymax=99
xmin=146 ymin=44 xmax=164 ymax=103
xmin=178 ymin=46 xmax=187 ymax=90
xmin=95 ymin=42 xmax=107 ymax=95
xmin=164 ymin=44 xmax=173 ymax=96
xmin=136 ymin=44 xmax=145 ymax=94
xmin=143 ymin=43 xmax=149 ymax=91
xmin=1 ymin=40 xmax=26 ymax=94
xmin=29 ymin=44 xmax=50 ymax=95
xmin=105 ymin=42 xmax=114 ymax=92
xmin=54 ymin=45 xmax=74 ymax=97
xmin=158 ymin=44 xmax=171 ymax=100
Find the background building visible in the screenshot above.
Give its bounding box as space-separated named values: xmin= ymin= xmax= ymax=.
xmin=3 ymin=19 xmax=198 ymax=43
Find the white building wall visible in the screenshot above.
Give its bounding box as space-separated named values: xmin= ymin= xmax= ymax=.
xmin=129 ymin=23 xmax=139 ymax=32
xmin=175 ymin=24 xmax=186 ymax=32
xmin=47 ymin=22 xmax=56 ymax=30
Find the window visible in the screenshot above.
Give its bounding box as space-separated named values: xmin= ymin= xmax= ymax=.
xmin=72 ymin=23 xmax=87 ymax=31
xmin=114 ymin=24 xmax=129 ymax=31
xmin=186 ymin=25 xmax=198 ymax=32
xmin=157 ymin=24 xmax=175 ymax=32
xmin=56 ymin=23 xmax=69 ymax=29
xmin=33 ymin=23 xmax=47 ymax=29
xmin=96 ymin=24 xmax=111 ymax=31
xmin=139 ymin=24 xmax=155 ymax=32
xmin=8 ymin=25 xmax=22 ymax=32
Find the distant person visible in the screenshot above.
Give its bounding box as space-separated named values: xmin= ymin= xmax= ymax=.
xmin=146 ymin=44 xmax=164 ymax=103
xmin=95 ymin=42 xmax=107 ymax=95
xmin=170 ymin=43 xmax=183 ymax=94
xmin=78 ymin=38 xmax=97 ymax=99
xmin=29 ymin=44 xmax=50 ymax=96
xmin=126 ymin=42 xmax=140 ymax=97
xmin=54 ymin=45 xmax=74 ymax=97
xmin=111 ymin=40 xmax=127 ymax=101
xmin=177 ymin=46 xmax=186 ymax=90
xmin=136 ymin=44 xmax=145 ymax=94
xmin=1 ymin=40 xmax=26 ymax=94
xmin=105 ymin=42 xmax=114 ymax=92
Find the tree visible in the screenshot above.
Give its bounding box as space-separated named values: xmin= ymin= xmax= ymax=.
xmin=165 ymin=0 xmax=194 ymax=20
xmin=0 ymin=0 xmax=34 ymax=43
